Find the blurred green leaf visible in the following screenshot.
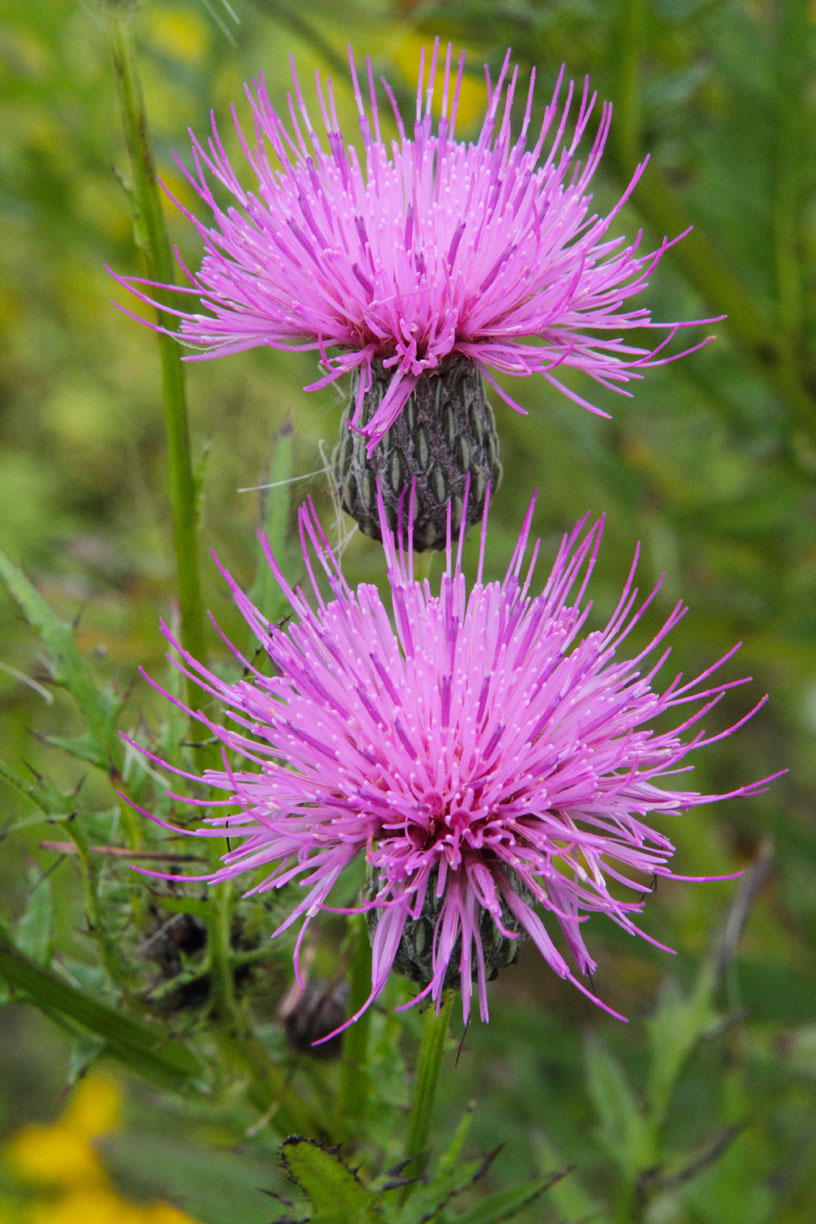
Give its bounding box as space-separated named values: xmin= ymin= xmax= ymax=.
xmin=645 ymin=965 xmax=718 ymax=1127
xmin=533 ymin=1133 xmax=599 ymax=1220
xmin=777 ymin=1023 xmax=816 ymax=1081
xmin=0 ymin=547 xmax=124 ymax=774
xmin=151 ymin=892 xmax=213 ymax=921
xmin=584 ymin=1031 xmax=648 ymax=1177
xmin=14 ymin=868 xmax=53 ymax=964
xmin=250 ymin=417 xmax=296 ymax=626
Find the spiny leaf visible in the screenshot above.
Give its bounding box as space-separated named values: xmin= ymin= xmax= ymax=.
xmin=15 ymin=867 xmax=53 ymax=963
xmin=0 ymin=547 xmax=124 ymax=773
xmin=37 ymin=730 xmax=115 ymax=771
xmin=393 ymin=1152 xmax=488 ymax=1224
xmin=453 ymin=1167 xmax=569 ymax=1224
xmin=280 ymin=1138 xmax=382 ymax=1224
xmin=0 ymin=756 xmax=60 ymax=815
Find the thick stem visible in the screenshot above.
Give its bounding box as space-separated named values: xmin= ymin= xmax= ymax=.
xmin=413 ymin=549 xmax=436 ymax=586
xmin=400 ymin=993 xmax=454 ymax=1202
xmin=773 ymin=0 xmax=807 ymax=346
xmin=614 ymin=0 xmax=647 ymax=167
xmin=102 ymin=0 xmax=246 ymax=1060
xmin=336 ymin=916 xmax=373 ymax=1131
xmin=208 ymin=878 xmax=240 ymax=1026
xmin=103 ymin=0 xmax=207 ymax=679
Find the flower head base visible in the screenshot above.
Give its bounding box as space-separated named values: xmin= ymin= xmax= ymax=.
xmin=113 ymin=43 xmax=716 ymax=457
xmin=365 ymin=862 xmax=532 ymax=990
xmin=133 ymin=493 xmax=772 ymax=1036
xmin=334 ymin=354 xmax=501 ymax=550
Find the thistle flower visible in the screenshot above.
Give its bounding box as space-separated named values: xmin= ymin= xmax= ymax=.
xmin=113 ymin=44 xmax=715 ymax=546
xmin=133 ymin=493 xmax=771 ymax=1035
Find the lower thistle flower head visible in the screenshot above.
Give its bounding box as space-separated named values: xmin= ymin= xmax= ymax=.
xmin=134 ymin=493 xmax=772 ymax=1036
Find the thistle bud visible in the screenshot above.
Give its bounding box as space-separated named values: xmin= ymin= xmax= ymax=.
xmin=365 ymin=866 xmax=528 ymax=991
xmin=279 ymin=978 xmax=350 ymax=1057
xmin=334 ymin=356 xmax=501 ymax=551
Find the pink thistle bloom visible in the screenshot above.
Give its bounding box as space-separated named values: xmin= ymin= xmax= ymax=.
xmin=132 ymin=494 xmax=773 ymax=1035
xmin=113 ymin=43 xmax=717 ymax=452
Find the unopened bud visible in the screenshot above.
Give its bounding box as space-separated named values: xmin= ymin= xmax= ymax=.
xmin=365 ymin=866 xmax=528 ymax=990
xmin=334 ymin=356 xmax=502 ymax=551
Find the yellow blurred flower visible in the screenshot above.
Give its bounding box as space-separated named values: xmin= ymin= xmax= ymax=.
xmin=2 ymin=1073 xmax=199 ymax=1224
xmin=6 ymin=1124 xmax=104 ymax=1190
xmin=25 ymin=1186 xmax=195 ymax=1224
xmin=62 ymin=1073 xmax=121 ymax=1140
xmin=5 ymin=1073 xmax=119 ymax=1188
xmin=147 ymin=11 xmax=209 ymax=64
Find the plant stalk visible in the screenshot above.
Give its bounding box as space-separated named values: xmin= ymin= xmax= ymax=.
xmin=102 ymin=0 xmax=247 ymax=1057
xmin=773 ymin=0 xmax=807 ymax=346
xmin=400 ymin=992 xmax=454 ymax=1202
xmin=336 ymin=916 xmax=373 ymax=1130
xmin=103 ymin=0 xmax=207 ymax=678
xmin=614 ymin=0 xmax=647 ymax=167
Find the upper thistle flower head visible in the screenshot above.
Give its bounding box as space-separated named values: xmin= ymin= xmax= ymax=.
xmin=113 ymin=44 xmax=716 ymax=545
xmin=132 ymin=492 xmax=772 ymax=1037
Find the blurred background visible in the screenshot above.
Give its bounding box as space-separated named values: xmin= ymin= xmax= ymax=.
xmin=1 ymin=0 xmax=814 ymax=1221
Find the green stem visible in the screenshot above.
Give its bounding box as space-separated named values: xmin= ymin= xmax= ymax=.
xmin=102 ymin=0 xmax=244 ymax=1059
xmin=207 ymin=878 xmax=240 ymax=1027
xmin=614 ymin=0 xmax=648 ymax=166
xmin=103 ymin=0 xmax=207 ymax=679
xmin=413 ymin=549 xmax=437 ymax=585
xmin=336 ymin=916 xmax=373 ymax=1130
xmin=400 ymin=993 xmax=454 ymax=1201
xmin=0 ymin=918 xmax=204 ymax=1092
xmin=773 ymin=0 xmax=807 ymax=345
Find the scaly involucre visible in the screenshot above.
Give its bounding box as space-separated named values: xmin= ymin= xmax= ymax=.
xmin=134 ymin=494 xmax=770 ymax=1034
xmin=114 ymin=43 xmax=715 ymax=452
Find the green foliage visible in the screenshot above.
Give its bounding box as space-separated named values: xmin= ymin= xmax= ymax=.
xmin=0 ymin=915 xmax=205 ymax=1090
xmin=249 ymin=418 xmax=297 ymax=626
xmin=272 ymin=1125 xmax=561 ymax=1224
xmin=585 ymin=1032 xmax=649 ymax=1179
xmin=279 ymin=1138 xmax=381 ymax=1223
xmin=0 ymin=548 xmax=125 ymax=774
xmin=1 ymin=0 xmax=814 ymax=1220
